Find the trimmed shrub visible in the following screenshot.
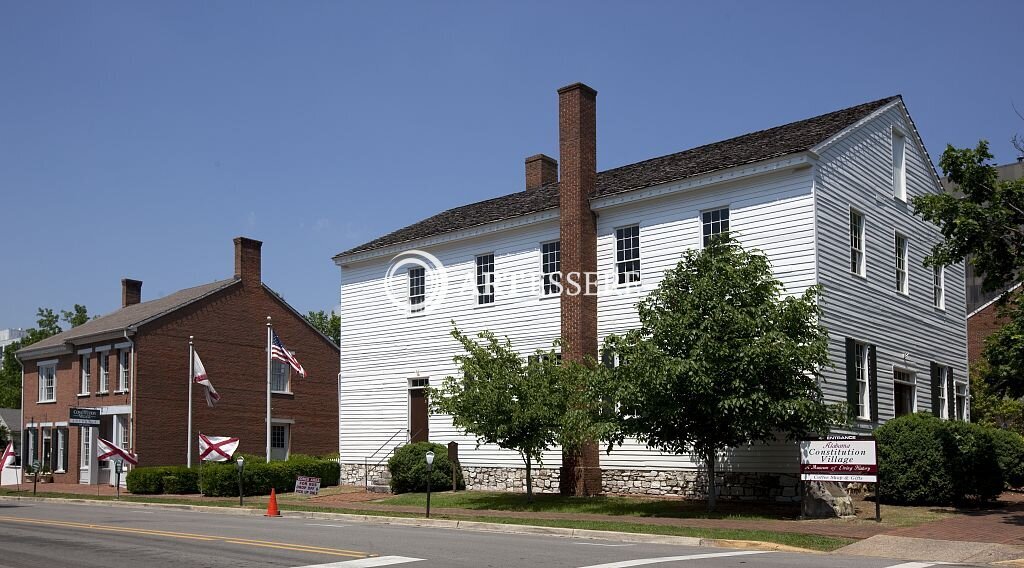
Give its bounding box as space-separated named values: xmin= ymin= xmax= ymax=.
xmin=876 ymin=413 xmax=1003 ymax=505
xmin=991 ymin=429 xmax=1024 ymax=489
xmin=198 ymin=455 xmax=340 ymax=497
xmin=126 ymin=467 xmax=166 ymax=495
xmin=161 ymin=466 xmax=200 ymax=494
xmin=388 ymin=442 xmax=464 ymax=494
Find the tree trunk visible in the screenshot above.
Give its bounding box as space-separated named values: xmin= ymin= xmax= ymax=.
xmin=705 ymin=448 xmax=717 ymax=513
xmin=524 ymin=453 xmax=534 ymax=502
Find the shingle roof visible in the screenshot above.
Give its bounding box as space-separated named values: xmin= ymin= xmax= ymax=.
xmin=337 ymin=95 xmax=900 ymax=258
xmin=0 ymin=408 xmax=20 ymax=433
xmin=17 ymin=279 xmax=239 ymax=357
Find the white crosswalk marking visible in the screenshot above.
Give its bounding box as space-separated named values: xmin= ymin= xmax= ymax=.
xmin=574 ymin=550 xmax=769 ymax=568
xmin=295 ymin=557 xmax=425 ymax=568
xmin=882 ymin=563 xmax=941 ymax=568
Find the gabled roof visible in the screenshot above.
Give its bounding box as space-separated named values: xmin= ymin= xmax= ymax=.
xmin=336 ymin=95 xmax=900 ymax=258
xmin=0 ymin=408 xmax=20 ymax=433
xmin=17 ymin=279 xmax=239 ymax=357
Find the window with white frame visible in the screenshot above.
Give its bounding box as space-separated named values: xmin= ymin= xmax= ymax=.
xmin=476 ymin=254 xmax=495 ymax=305
xmin=892 ymin=129 xmax=907 ymax=201
xmin=938 ymin=366 xmax=949 ymax=419
xmin=895 ymin=233 xmax=909 ymax=294
xmin=541 ymin=241 xmax=561 ymax=295
xmin=408 ymin=267 xmax=425 ymax=313
xmin=271 ymin=359 xmax=291 ymax=393
xmin=701 ymin=207 xmax=730 ymax=246
xmin=855 ymin=342 xmax=869 ymax=419
xmin=955 ymin=381 xmax=968 ymax=420
xmin=38 ymin=364 xmax=56 ymax=402
xmin=99 ymin=353 xmax=109 ymax=393
xmin=893 ymin=368 xmax=916 ymax=416
xmin=120 ymin=417 xmax=130 ymax=450
xmin=55 ymin=429 xmax=66 ymax=472
xmin=117 ymin=350 xmax=130 ymax=392
xmin=933 ymin=265 xmax=945 ymax=309
xmin=79 ymin=354 xmax=90 ymax=395
xmin=615 ymin=225 xmax=641 ymax=285
xmin=850 ymin=210 xmax=865 ymax=276
xmin=81 ymin=430 xmax=91 ymax=468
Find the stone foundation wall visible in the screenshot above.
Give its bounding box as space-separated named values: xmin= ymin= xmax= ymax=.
xmin=462 ymin=466 xmax=562 ymax=493
xmin=341 ymin=463 xmax=369 ymax=486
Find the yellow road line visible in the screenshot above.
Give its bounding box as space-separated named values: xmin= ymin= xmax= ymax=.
xmin=0 ymin=515 xmax=374 ymax=558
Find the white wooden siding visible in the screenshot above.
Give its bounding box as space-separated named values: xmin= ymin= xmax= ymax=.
xmin=812 ymin=102 xmax=968 ymax=431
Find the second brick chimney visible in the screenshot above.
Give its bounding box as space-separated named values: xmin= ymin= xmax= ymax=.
xmin=234 ymin=237 xmax=263 ymax=287
xmin=557 ymin=82 xmax=601 ymax=497
xmin=525 ymin=154 xmax=558 ymax=190
xmin=121 ymin=278 xmax=142 ymax=308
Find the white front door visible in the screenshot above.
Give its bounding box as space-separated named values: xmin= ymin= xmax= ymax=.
xmin=270 ymin=424 xmax=289 ymax=461
xmin=79 ymin=428 xmax=95 ymax=484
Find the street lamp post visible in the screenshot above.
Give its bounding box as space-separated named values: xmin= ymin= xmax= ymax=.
xmin=236 ymin=456 xmax=246 ymax=507
xmin=425 ymin=450 xmax=434 ymax=518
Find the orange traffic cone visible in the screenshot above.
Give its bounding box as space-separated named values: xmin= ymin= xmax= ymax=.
xmin=265 ymin=488 xmax=281 ymax=517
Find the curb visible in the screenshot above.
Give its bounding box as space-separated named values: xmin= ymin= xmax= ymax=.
xmin=0 ymin=494 xmax=810 ymax=553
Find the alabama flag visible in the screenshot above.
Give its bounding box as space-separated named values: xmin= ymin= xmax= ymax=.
xmin=198 ymin=434 xmax=239 ymax=462
xmin=193 ymin=350 xmax=221 ymax=407
xmin=1 ymin=442 xmax=15 ymax=470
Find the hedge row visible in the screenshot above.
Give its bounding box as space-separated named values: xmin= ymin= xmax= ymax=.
xmin=126 ymin=454 xmax=340 ymax=496
xmin=876 ymin=413 xmax=1024 ymax=505
xmin=387 ymin=442 xmax=464 ymax=494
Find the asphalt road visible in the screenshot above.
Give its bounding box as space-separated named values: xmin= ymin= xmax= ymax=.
xmin=0 ymin=500 xmax=980 ymax=568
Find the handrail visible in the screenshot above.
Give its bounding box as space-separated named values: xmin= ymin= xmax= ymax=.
xmin=364 ymin=428 xmax=407 ymax=490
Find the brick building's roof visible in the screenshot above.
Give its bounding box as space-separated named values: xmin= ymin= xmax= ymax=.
xmin=336 ymin=95 xmax=900 ymax=258
xmin=17 ymin=279 xmax=238 ymax=357
xmin=0 ymin=407 xmax=20 ymax=433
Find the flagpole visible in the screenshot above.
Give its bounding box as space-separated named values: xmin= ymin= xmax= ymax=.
xmin=188 ymin=336 xmax=194 ymax=468
xmin=266 ymin=317 xmax=272 ymax=463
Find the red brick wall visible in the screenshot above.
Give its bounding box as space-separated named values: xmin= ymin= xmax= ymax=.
xmin=134 ymin=281 xmax=338 ymax=467
xmin=968 ymin=301 xmax=1008 ymax=367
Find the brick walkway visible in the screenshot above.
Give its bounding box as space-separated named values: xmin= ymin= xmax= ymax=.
xmin=885 ymin=493 xmax=1024 ymax=545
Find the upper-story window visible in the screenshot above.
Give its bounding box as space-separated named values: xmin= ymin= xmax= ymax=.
xmin=79 ymin=354 xmax=90 ymax=395
xmin=98 ymin=353 xmax=109 ymax=393
xmin=541 ymin=241 xmax=561 ymax=296
xmin=701 ymin=207 xmax=730 ymax=246
xmin=118 ymin=349 xmax=130 ymax=392
xmin=850 ymin=209 xmax=865 ymax=276
xmin=476 ymin=254 xmax=495 ymax=305
xmin=38 ymin=363 xmax=56 ymax=403
xmin=271 ymin=359 xmax=291 ymax=393
xmin=893 ymin=129 xmax=907 ymax=201
xmin=615 ymin=225 xmax=641 ymax=286
xmin=933 ymin=265 xmax=945 ymax=309
xmin=409 ymin=267 xmax=425 ymax=313
xmin=895 ymin=232 xmax=909 ymax=294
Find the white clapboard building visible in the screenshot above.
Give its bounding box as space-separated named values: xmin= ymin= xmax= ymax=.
xmin=333 ymin=84 xmax=967 ymax=499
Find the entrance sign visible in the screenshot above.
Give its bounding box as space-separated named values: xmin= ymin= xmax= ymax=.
xmin=294 ymin=475 xmax=321 ymax=495
xmin=799 ymin=435 xmax=877 ymax=483
xmin=69 ymin=408 xmax=100 ymax=427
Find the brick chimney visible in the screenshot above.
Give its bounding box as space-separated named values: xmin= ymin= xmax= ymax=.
xmin=557 ymin=82 xmax=601 ymax=496
xmin=234 ymin=237 xmax=263 ymax=286
xmin=121 ymin=278 xmax=142 ymax=308
xmin=525 ymin=154 xmax=558 ymax=190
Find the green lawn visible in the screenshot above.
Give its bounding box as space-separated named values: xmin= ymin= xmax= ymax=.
xmin=379 ymin=490 xmax=797 ymax=520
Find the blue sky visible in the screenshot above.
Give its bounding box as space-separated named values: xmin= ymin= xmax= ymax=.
xmin=2 ymin=1 xmax=1022 ymax=328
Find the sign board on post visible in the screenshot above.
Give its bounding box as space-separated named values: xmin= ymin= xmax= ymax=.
xmin=294 ymin=475 xmax=321 ymax=495
xmin=799 ymin=435 xmax=877 ymax=482
xmin=69 ymin=408 xmax=100 ymax=427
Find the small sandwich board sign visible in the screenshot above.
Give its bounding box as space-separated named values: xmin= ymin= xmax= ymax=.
xmin=294 ymin=475 xmax=321 ymax=496
xmin=799 ymin=435 xmax=877 ymax=483
xmin=69 ymin=408 xmax=100 ymax=427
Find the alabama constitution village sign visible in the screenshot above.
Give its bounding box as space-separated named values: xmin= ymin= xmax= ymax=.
xmin=799 ymin=435 xmax=877 ymax=483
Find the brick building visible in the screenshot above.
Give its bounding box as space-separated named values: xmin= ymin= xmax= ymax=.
xmin=16 ymin=237 xmax=338 ymax=485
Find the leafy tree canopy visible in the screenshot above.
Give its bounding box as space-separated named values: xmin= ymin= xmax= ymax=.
xmin=304 ymin=310 xmax=340 ymax=346
xmin=604 ymin=236 xmax=840 ymax=510
xmin=0 ymin=305 xmax=91 ymax=408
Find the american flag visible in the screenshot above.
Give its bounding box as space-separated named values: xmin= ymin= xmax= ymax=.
xmin=271 ymin=331 xmax=306 ymax=378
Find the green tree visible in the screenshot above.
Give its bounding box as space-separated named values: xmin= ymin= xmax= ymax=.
xmin=304 ymin=310 xmax=340 ymax=346
xmin=971 ymin=361 xmax=1024 ymax=433
xmin=604 ymin=237 xmax=839 ymax=511
xmin=430 ymin=326 xmax=562 ymax=501
xmin=913 ymin=141 xmax=1024 ymax=401
xmin=0 ymin=305 xmax=90 ymax=408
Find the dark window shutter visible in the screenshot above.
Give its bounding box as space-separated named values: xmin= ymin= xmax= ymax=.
xmin=930 ymin=362 xmax=941 ymax=417
xmin=869 ymin=345 xmax=878 ymax=422
xmin=947 ymin=366 xmax=956 ymax=419
xmin=33 ymin=427 xmax=40 ymax=466
xmin=62 ymin=428 xmax=69 ymax=473
xmin=845 ymin=338 xmax=857 ymax=415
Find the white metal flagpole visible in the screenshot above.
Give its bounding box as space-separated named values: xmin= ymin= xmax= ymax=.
xmin=188 ymin=336 xmax=194 ymax=468
xmin=266 ymin=316 xmax=272 ymax=463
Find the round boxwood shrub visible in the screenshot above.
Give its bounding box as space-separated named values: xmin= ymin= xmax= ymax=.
xmin=991 ymin=429 xmax=1024 ymax=489
xmin=126 ymin=466 xmax=167 ymax=494
xmin=387 ymin=442 xmax=464 ymax=494
xmin=876 ymin=413 xmax=1003 ymax=505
